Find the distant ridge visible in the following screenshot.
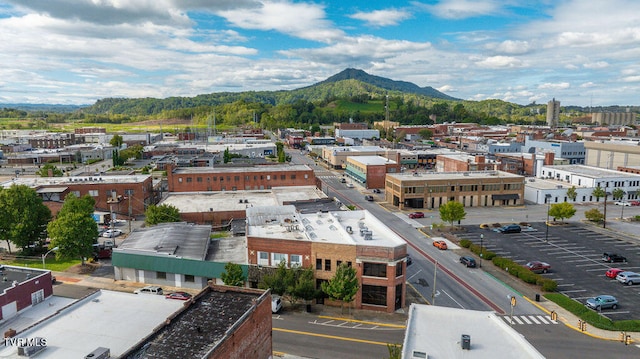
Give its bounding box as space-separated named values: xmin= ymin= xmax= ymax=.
xmin=316 ymin=68 xmax=459 ymax=101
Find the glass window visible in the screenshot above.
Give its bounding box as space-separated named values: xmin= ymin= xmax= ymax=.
xmin=316 ymin=258 xmax=322 ymax=270
xmin=290 ymin=254 xmax=302 ymax=267
xmin=185 ymin=274 xmax=195 ymax=282
xmin=363 ymin=262 xmax=387 ymax=277
xmin=324 ymin=259 xmax=331 ymax=271
xmin=272 ymin=253 xmax=287 ymax=265
xmin=157 ymin=272 xmax=167 ymax=279
xmin=88 ymin=190 xmax=98 ymax=197
xmin=362 ymin=285 xmax=387 ymax=306
xmin=258 ymin=251 xmax=269 ymax=266
xmin=395 ymin=264 xmax=403 ymax=277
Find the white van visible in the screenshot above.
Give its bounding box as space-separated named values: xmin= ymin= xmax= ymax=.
xmin=272 ymin=295 xmax=282 ymax=313
xmin=134 ymin=286 xmax=163 ymax=295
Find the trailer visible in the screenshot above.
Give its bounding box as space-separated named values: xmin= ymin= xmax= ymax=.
xmin=92 ymin=211 xmax=111 ymax=225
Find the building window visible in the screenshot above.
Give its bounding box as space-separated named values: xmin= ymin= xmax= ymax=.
xmin=347 ymin=261 xmax=352 ymax=267
xmin=234 ymin=176 xmax=239 ymax=181
xmin=178 ymin=177 xmax=183 ymax=183
xmin=395 ymin=263 xmax=403 ymax=277
xmin=88 ymin=190 xmax=98 ymax=197
xmin=185 ymin=274 xmax=195 ymax=283
xmin=281 ymin=175 xmax=286 ymax=180
xmin=272 ymin=253 xmax=287 ymax=266
xmin=336 ymin=260 xmax=342 ymax=267
xmin=267 ymin=175 xmax=271 ymax=180
xmin=363 ymin=262 xmax=387 ymax=277
xmin=186 ymin=177 xmax=192 ymax=183
xmin=316 ymin=258 xmax=322 ymax=270
xmin=304 ymin=174 xmax=309 ymax=179
xmin=324 ymin=259 xmax=331 ymax=271
xmin=197 ymin=177 xmax=203 ymax=183
xmin=362 ymin=285 xmax=387 ymax=306
xmin=258 ymin=252 xmax=269 ymax=266
xmin=291 ymin=174 xmax=296 ymax=180
xmin=290 ymin=254 xmax=302 ymax=267
xmin=72 ymin=191 xmax=80 ymax=197
xmin=157 ymin=272 xmax=167 ymax=279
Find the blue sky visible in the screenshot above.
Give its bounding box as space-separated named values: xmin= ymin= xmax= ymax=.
xmin=1 ymin=0 xmax=639 ymax=107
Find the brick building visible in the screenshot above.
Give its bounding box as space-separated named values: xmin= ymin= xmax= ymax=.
xmin=385 ymin=171 xmax=525 ymax=210
xmin=436 ymin=154 xmax=499 ymax=172
xmin=345 ymin=155 xmax=400 ymax=189
xmin=3 ymin=175 xmax=155 ymax=218
xmin=0 ymin=266 xmax=54 ymax=321
xmin=246 ymin=206 xmax=408 ymax=313
xmin=167 ymin=164 xmax=316 ymax=192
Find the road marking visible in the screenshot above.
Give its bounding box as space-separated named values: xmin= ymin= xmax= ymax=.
xmin=501 ymin=315 xmax=558 ymax=325
xmin=273 ymin=327 xmax=402 ymax=346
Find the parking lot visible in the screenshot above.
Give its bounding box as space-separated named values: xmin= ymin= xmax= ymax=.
xmin=457 ymin=222 xmax=640 ymax=320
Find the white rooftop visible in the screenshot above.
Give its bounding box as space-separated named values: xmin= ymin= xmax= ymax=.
xmin=543 ymin=164 xmax=640 ymax=179
xmin=349 ymin=155 xmax=397 ymax=165
xmin=1 ymin=174 xmax=151 ymax=188
xmin=0 ymin=290 xmax=184 ymax=358
xmin=402 ymin=304 xmax=544 ymax=359
xmin=161 ymin=186 xmax=326 ymax=212
xmin=247 ymin=205 xmax=406 ymax=248
xmin=387 ymin=170 xmax=522 ymax=181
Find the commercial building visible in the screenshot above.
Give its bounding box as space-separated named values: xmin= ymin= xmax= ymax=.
xmin=523 ymin=138 xmax=585 ymax=164
xmin=0 ymin=266 xmax=54 ymax=322
xmin=246 ymin=206 xmax=408 ymax=313
xmin=584 ymin=139 xmax=640 ymax=169
xmin=113 ymin=222 xmax=247 ymax=289
xmin=385 ymin=171 xmax=525 ymax=210
xmin=321 ymin=146 xmax=394 ymax=169
xmin=167 ymin=164 xmax=316 ymax=192
xmin=436 ymin=154 xmax=498 ymax=172
xmin=590 ymin=112 xmax=636 ymax=126
xmin=402 ymin=304 xmax=544 ymax=359
xmin=345 ymin=156 xmax=400 ymax=189
xmin=546 ymin=98 xmax=560 ymax=128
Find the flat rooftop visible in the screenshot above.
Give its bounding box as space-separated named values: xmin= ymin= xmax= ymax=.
xmin=247 ymin=205 xmax=406 ymax=248
xmin=524 ymin=178 xmax=578 ymax=191
xmin=116 ymin=222 xmax=211 ymax=260
xmin=0 ymin=266 xmax=50 ymax=293
xmin=171 ymin=164 xmax=312 ymax=174
xmin=543 ymin=164 xmax=640 ymax=179
xmin=387 ymin=170 xmax=523 ymax=181
xmin=403 ymin=304 xmax=544 ymax=359
xmin=328 ymin=145 xmax=387 ymax=153
xmin=1 ymin=174 xmax=151 ymax=188
xmin=349 ymin=155 xmax=396 ymax=165
xmin=0 ymin=290 xmax=184 ymax=358
xmin=161 ymin=186 xmax=326 ymax=213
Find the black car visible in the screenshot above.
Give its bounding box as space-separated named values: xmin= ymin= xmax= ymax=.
xmin=498 ymin=224 xmax=521 ymax=234
xmin=602 ymin=253 xmax=627 ymax=263
xmin=405 ymin=254 xmax=413 ymax=266
xmin=373 ymin=189 xmax=381 ymax=194
xmin=460 ymin=256 xmax=476 ymax=268
xmin=364 ymin=195 xmax=374 ymax=201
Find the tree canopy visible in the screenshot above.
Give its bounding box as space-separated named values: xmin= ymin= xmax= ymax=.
xmin=144 ymin=204 xmax=181 ymax=225
xmin=47 ymin=193 xmax=99 ymax=265
xmin=321 ymin=263 xmax=359 ymax=313
xmin=548 ymin=202 xmax=576 ymax=223
xmin=220 ymin=262 xmax=246 ymax=287
xmin=37 ymin=163 xmax=63 ymax=177
xmin=0 ymin=185 xmax=51 ymax=253
xmin=439 ymin=201 xmax=466 ymax=227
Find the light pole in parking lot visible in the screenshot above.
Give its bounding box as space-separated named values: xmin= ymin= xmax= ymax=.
xmin=42 ymin=246 xmax=59 ymax=269
xmin=479 ymin=234 xmax=484 ymax=268
xmin=545 ymin=194 xmax=551 ymax=242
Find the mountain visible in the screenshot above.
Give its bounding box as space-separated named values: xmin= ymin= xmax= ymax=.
xmin=315 ymin=68 xmax=460 ymax=101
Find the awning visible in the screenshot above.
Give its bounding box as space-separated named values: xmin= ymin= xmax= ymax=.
xmin=492 ymin=194 xmax=520 ymax=200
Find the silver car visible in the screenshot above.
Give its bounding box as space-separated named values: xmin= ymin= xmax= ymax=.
xmin=585 ymin=295 xmax=618 ymax=310
xmin=616 ymin=271 xmax=640 ymax=285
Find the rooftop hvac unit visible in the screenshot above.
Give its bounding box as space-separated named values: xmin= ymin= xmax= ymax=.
xmin=84 ymin=347 xmax=110 ymax=359
xmin=363 ymin=231 xmax=373 ymax=240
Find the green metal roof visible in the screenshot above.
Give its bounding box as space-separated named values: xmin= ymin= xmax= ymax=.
xmin=112 ymin=252 xmax=248 ymax=278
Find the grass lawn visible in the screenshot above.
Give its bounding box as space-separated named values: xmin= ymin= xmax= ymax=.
xmin=0 ymin=256 xmax=82 ymax=272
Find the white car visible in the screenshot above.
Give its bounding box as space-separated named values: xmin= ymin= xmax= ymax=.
xmin=102 ymin=229 xmax=123 ymax=238
xmin=615 ymin=201 xmax=631 ymax=206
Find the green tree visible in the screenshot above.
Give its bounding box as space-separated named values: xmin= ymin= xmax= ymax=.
xmin=47 ymin=193 xmax=98 ymax=265
xmin=223 ymin=147 xmax=231 ymax=163
xmin=548 ymin=202 xmax=576 ymax=223
xmin=592 ymin=186 xmax=606 ymax=202
xmin=260 ymin=261 xmax=291 ymax=296
xmin=144 ymin=204 xmax=181 ymax=225
xmin=36 ymin=163 xmax=63 ymax=177
xmin=418 ymin=128 xmax=433 ymax=140
xmin=584 ymin=208 xmax=604 ymax=223
xmin=439 ymin=201 xmax=466 ymax=228
xmin=119 ymin=144 xmax=144 ymax=162
xmin=387 ymin=343 xmax=402 ymax=359
xmin=220 ymin=262 xmax=246 ymax=286
xmin=109 ymin=134 xmax=124 ymax=148
xmin=290 ymin=266 xmax=320 ymax=305
xmin=0 ymin=185 xmax=51 ymax=253
xmin=321 ymin=263 xmax=359 ymax=313
xmin=612 ymin=188 xmax=626 ymax=202
xmin=566 ymin=186 xmax=577 ymax=202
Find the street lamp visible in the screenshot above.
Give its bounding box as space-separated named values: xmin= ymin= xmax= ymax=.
xmin=620 ymin=191 xmax=627 ymax=220
xmin=479 ymin=234 xmax=484 ymax=268
xmin=603 ymin=191 xmax=611 ymax=229
xmin=545 ymin=194 xmax=552 ymax=242
xmin=42 ymin=247 xmax=59 ymax=269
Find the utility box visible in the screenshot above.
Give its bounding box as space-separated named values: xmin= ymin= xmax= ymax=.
xmin=84 ymin=347 xmax=110 ymax=359
xmin=461 ymin=334 xmax=471 ymax=350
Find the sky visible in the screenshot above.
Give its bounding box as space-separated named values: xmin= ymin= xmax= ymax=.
xmin=1 ymin=0 xmax=640 ymax=107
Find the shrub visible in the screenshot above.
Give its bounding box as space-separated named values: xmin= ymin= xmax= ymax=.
xmin=540 ymin=279 xmax=558 ymax=292
xmin=518 ymin=270 xmax=539 ymax=284
xmin=459 ymin=239 xmax=471 ymax=248
xmin=584 ymin=208 xmax=604 ymax=222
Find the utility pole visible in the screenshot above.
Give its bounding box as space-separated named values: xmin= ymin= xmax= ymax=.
xmin=431 ymin=260 xmax=438 ymax=305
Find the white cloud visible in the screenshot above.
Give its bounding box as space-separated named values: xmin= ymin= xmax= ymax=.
xmin=485 ymin=40 xmax=531 ymax=55
xmin=475 ymin=56 xmax=525 ymax=69
xmin=538 ymin=82 xmax=570 ymax=90
xmin=349 ymin=9 xmax=412 ymax=27
xmin=417 ymin=0 xmax=501 ymax=20
xmin=583 ymin=61 xmax=609 ymax=69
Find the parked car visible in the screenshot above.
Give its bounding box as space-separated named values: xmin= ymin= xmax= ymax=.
xmin=102 ymin=229 xmax=123 ymax=238
xmin=340 ymin=178 xmax=346 ymax=183
xmin=373 ymin=188 xmax=382 ymax=194
xmin=134 ymin=286 xmax=163 ymax=295
xmin=605 ymin=268 xmax=624 ymax=279
xmin=497 ymin=224 xmax=521 ymax=234
xmin=433 ymin=240 xmax=448 ymax=250
xmin=616 ymin=271 xmax=640 ymax=285
xmin=602 ymin=253 xmax=627 ymax=263
xmin=630 ymin=200 xmax=640 ymax=206
xmin=615 ymin=201 xmax=631 ymax=206
xmin=460 ymin=256 xmax=476 ymax=268
xmin=346 ymin=183 xmax=354 ymax=188
xmin=165 ymin=291 xmax=192 ymax=300
xmin=524 ymin=261 xmax=551 ymax=274
xmin=272 ymin=295 xmax=283 ymax=313
xmin=585 ymin=295 xmax=618 ymax=310
xmin=405 ymin=254 xmax=413 ymax=266
xmin=408 ymin=212 xmax=425 ymax=219
xmin=364 ymin=195 xmax=374 ymax=201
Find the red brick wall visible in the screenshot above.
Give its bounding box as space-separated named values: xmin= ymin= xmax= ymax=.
xmin=168 ymin=168 xmax=316 ymax=192
xmin=0 ymin=272 xmax=53 ymax=320
xmin=180 ymin=210 xmax=247 ymax=225
xmin=365 ymin=165 xmax=387 ymax=189
xmin=248 ymin=237 xmax=313 ymax=267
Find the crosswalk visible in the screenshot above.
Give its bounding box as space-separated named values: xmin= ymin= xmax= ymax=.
xmin=500 ymin=314 xmax=558 ymax=325
xmin=317 ymin=175 xmax=340 ymax=180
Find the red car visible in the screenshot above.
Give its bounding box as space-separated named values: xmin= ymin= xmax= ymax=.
xmin=524 ymin=261 xmax=551 ymax=274
xmin=408 ymin=212 xmax=425 ymax=219
xmin=630 ymin=201 xmax=640 ymax=206
xmin=165 ymin=292 xmax=192 ymax=300
xmin=605 ymin=268 xmax=624 ymax=279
